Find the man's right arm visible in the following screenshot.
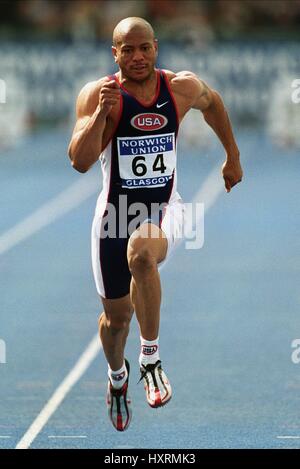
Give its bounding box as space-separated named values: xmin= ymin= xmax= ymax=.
xmin=68 ymin=78 xmax=120 ymax=173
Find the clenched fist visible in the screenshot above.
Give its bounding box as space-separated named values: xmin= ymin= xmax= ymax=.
xmin=222 ymin=156 xmax=243 ymax=193
xmin=99 ymin=80 xmax=120 ymax=116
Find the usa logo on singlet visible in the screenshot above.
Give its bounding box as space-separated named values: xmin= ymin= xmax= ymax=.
xmin=117 ymin=132 xmax=176 ymax=189
xmin=130 ymin=113 xmax=168 ymax=131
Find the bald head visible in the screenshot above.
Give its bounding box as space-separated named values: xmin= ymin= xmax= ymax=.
xmin=113 ymin=17 xmax=155 ymax=47
xmin=112 ymin=17 xmax=157 ymax=82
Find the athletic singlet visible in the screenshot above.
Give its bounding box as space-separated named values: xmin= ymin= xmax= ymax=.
xmin=95 ymin=69 xmax=181 ymax=218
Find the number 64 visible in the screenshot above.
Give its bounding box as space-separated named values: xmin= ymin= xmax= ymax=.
xmin=132 ymin=154 xmax=167 ymax=177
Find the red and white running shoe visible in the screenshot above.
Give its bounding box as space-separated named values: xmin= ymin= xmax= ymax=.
xmin=139 ymin=360 xmax=172 ymax=408
xmin=106 ymin=359 xmax=132 ymax=431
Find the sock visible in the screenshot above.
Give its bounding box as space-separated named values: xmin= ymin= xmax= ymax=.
xmin=108 ymin=361 xmax=128 ymax=389
xmin=139 ymin=336 xmax=160 ymax=367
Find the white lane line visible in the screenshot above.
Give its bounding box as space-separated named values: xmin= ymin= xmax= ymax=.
xmin=277 ymin=436 xmax=300 ymax=439
xmin=192 ymin=163 xmax=224 ymax=212
xmin=15 ymin=334 xmax=101 ymax=449
xmin=114 ymin=445 xmax=136 ymax=449
xmin=15 ymin=162 xmax=225 ymax=450
xmin=0 ymin=172 xmax=99 ymax=256
xmin=183 ymin=163 xmax=223 ymax=243
xmin=0 ymin=436 xmax=11 ymax=439
xmin=48 ymin=435 xmax=87 ymax=439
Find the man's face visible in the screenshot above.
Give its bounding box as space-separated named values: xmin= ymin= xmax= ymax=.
xmin=112 ymin=30 xmax=158 ymax=82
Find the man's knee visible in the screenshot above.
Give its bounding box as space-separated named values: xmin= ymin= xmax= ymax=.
xmin=98 ymin=310 xmax=132 ymax=335
xmin=127 ymin=240 xmax=155 ymax=275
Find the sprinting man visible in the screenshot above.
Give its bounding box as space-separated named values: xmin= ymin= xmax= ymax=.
xmin=68 ymin=17 xmax=243 ymax=431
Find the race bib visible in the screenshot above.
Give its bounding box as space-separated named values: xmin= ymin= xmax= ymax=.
xmin=117 ymin=133 xmax=176 ymax=189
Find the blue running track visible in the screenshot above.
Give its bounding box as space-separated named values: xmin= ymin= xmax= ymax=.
xmin=1 ymin=128 xmax=300 ymax=448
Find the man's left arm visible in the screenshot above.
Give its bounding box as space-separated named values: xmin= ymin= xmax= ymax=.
xmin=182 ymin=73 xmax=243 ymax=193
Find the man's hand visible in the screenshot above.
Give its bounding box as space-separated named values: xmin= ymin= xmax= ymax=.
xmin=222 ymin=156 xmax=243 ymax=193
xmin=99 ymin=80 xmax=120 ymax=116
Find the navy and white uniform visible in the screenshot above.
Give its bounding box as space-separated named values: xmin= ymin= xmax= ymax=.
xmin=91 ymin=69 xmax=185 ymax=299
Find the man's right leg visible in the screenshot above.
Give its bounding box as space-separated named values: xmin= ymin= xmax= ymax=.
xmin=99 ymin=294 xmax=134 ymax=371
xmin=99 ymin=294 xmax=134 ymax=432
xmin=91 ymin=211 xmax=135 ymax=430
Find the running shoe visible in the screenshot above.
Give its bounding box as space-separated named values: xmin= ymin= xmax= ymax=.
xmin=139 ymin=360 xmax=172 ymax=408
xmin=106 ymin=359 xmax=132 ymax=431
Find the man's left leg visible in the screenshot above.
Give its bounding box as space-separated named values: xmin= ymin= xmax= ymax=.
xmin=127 ymin=223 xmax=172 ymax=407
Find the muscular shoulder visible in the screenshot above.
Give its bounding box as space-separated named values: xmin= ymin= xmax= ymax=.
xmin=163 ymin=69 xmax=211 ymax=110
xmin=76 ymin=76 xmax=110 ymax=118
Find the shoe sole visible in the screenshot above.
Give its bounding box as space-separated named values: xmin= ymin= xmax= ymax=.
xmin=145 ymin=384 xmax=172 ymax=408
xmin=148 ymin=394 xmax=172 ymax=408
xmin=107 ymin=359 xmax=132 ymax=431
